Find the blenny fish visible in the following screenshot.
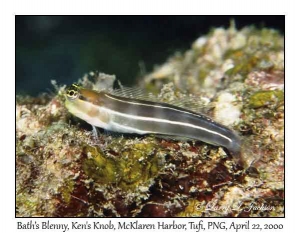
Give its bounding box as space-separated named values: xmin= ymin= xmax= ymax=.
xmin=65 ymin=84 xmax=241 ymax=154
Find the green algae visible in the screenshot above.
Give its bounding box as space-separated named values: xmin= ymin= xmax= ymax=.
xmin=248 ymin=90 xmax=284 ymax=108
xmin=83 ymin=146 xmax=118 ymax=184
xmin=118 ymin=143 xmax=160 ymax=189
xmin=58 ymin=179 xmax=75 ymax=204
xmin=82 ymin=142 xmax=161 ymax=190
xmin=225 ymin=52 xmax=260 ymax=77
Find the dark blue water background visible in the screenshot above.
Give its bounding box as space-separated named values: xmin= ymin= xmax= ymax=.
xmin=16 ymin=16 xmax=284 ymax=96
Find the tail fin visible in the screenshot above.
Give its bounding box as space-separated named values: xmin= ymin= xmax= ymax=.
xmin=230 ymin=135 xmax=264 ymax=169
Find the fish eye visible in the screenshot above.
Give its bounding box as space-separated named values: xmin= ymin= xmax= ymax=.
xmin=66 ymin=84 xmax=80 ymax=100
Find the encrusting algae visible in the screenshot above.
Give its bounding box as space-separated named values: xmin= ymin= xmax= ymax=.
xmin=82 ymin=142 xmax=161 ymax=190
xmin=16 ymin=24 xmax=284 ymax=217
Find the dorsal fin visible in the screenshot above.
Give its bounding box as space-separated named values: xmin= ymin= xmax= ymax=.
xmin=108 ymin=84 xmax=210 ymax=115
xmin=110 ymin=86 xmax=145 ymax=98
xmin=107 ymin=86 xmax=157 ymax=102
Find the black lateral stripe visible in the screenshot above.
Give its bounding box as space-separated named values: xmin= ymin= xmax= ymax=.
xmin=102 ymin=92 xmax=234 ymax=136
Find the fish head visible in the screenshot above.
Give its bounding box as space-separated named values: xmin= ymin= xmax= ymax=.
xmin=64 ymin=84 xmax=108 ymax=126
xmin=65 ymin=83 xmax=103 ymax=104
